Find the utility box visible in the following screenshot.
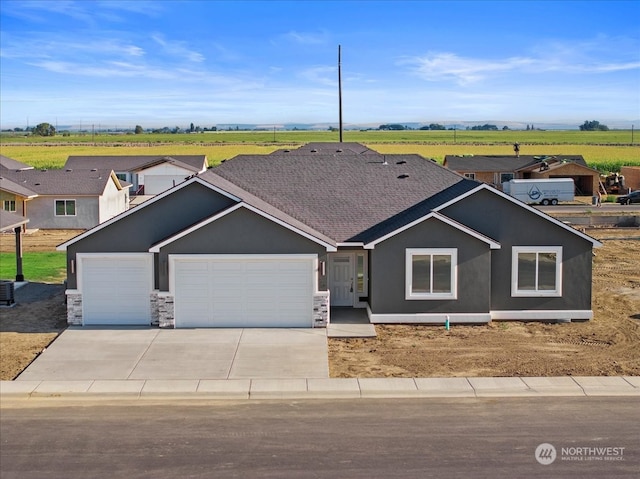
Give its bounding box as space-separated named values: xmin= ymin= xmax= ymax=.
xmin=502 ymin=178 xmax=575 ymax=205
xmin=0 ymin=281 xmax=15 ymax=306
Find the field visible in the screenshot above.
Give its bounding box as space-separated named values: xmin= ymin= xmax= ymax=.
xmin=1 ymin=129 xmax=639 ymax=171
xmin=0 ymin=228 xmax=638 ymax=380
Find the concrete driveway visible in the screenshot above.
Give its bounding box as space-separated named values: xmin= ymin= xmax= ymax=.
xmin=16 ymin=327 xmax=328 ymax=381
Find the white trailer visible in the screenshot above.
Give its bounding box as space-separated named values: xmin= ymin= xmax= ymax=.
xmin=502 ymin=178 xmax=575 ymax=205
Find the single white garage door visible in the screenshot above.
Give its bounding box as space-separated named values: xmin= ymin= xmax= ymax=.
xmin=143 ymin=175 xmax=187 ymax=195
xmin=172 ymin=255 xmax=315 ymax=328
xmin=80 ymin=254 xmax=153 ymax=325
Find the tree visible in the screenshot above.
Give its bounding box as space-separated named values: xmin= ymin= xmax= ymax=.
xmin=190 ymin=122 xmax=195 ymax=132
xmin=579 ymin=120 xmax=609 ymax=131
xmin=134 ymin=125 xmax=144 ymax=134
xmin=32 ymin=122 xmax=56 ymax=136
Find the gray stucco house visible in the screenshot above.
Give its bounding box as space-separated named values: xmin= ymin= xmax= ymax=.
xmin=58 ymin=143 xmax=601 ymax=328
xmin=1 ymin=156 xmax=129 ymax=229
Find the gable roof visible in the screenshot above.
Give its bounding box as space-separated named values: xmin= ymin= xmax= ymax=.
xmin=209 ymin=147 xmax=469 ymax=243
xmin=444 ymin=155 xmax=587 ymax=173
xmin=149 ymin=202 xmax=336 ymax=253
xmin=0 ymin=155 xmax=34 ymax=171
xmin=64 ymin=155 xmax=207 ymax=173
xmin=57 ymin=176 xmax=241 ymax=250
xmin=0 ymin=168 xmax=122 ymax=195
xmin=0 ymin=175 xmax=38 ymax=198
xmin=0 ymin=210 xmax=29 ymax=232
xmin=434 ymin=183 xmax=602 ymax=247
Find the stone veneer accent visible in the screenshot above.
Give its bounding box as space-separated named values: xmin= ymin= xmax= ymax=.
xmin=66 ymin=291 xmax=83 ymax=325
xmin=150 ymin=292 xmax=159 ymax=326
xmin=157 ymin=293 xmax=175 ymax=328
xmin=313 ymin=291 xmax=330 ymax=328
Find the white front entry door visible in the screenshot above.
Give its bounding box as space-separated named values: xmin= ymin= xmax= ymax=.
xmin=329 ymin=254 xmax=354 ymax=306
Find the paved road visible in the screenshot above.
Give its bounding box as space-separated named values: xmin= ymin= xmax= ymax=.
xmin=1 ymin=398 xmax=637 ymax=478
xmin=537 ymin=203 xmax=640 ymax=214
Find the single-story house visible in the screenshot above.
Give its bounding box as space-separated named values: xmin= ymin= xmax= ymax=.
xmin=443 ymin=155 xmax=598 ymax=195
xmin=64 ymin=155 xmax=208 ymax=195
xmin=1 ymin=158 xmax=129 ymax=229
xmin=58 ymin=143 xmax=601 ymax=328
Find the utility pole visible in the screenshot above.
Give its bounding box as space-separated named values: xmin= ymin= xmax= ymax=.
xmin=338 ymin=45 xmax=343 ymax=143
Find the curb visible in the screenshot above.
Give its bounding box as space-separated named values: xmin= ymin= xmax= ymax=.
xmin=1 ymin=377 xmax=638 ymax=402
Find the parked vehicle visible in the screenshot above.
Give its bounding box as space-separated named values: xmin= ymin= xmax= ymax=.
xmin=616 ymin=190 xmax=640 ymax=205
xmin=502 ymin=178 xmax=575 ymax=205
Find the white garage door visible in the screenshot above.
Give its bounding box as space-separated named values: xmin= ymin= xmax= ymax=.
xmin=80 ymin=254 xmax=152 ymax=325
xmin=172 ymin=255 xmax=315 ymax=328
xmin=144 ymin=175 xmax=187 ymax=194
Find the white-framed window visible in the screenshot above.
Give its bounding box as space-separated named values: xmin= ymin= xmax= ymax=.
xmin=406 ymin=248 xmax=457 ymax=300
xmin=3 ymin=200 xmax=16 ymax=212
xmin=512 ymin=246 xmax=562 ymax=297
xmin=55 ymin=199 xmax=76 ymax=216
xmin=463 ymin=173 xmax=476 ymax=180
xmin=500 ymin=172 xmax=514 ymax=183
xmin=356 ymin=252 xmax=367 ymax=294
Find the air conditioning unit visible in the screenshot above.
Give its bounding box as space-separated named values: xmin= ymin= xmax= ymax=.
xmin=0 ymin=281 xmax=15 ymax=305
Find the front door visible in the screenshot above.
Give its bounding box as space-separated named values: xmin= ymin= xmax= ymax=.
xmin=330 ymin=254 xmax=354 ymax=306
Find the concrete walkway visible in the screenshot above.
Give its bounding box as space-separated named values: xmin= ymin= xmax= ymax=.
xmin=2 ymin=376 xmax=638 ymax=401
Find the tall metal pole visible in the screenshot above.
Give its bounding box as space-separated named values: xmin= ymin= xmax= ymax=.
xmin=338 ymin=45 xmax=343 ymax=143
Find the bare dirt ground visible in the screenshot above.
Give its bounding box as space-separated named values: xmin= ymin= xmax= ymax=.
xmin=0 ymin=228 xmax=638 ymax=380
xmin=330 ymin=228 xmax=640 ymax=378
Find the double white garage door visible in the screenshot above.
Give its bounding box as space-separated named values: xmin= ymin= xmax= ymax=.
xmin=172 ymin=255 xmax=314 ymax=328
xmin=79 ymin=254 xmax=314 ymax=328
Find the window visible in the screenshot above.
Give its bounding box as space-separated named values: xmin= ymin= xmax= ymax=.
xmin=55 ymin=199 xmax=76 ymax=216
xmin=406 ymin=248 xmax=457 ymax=300
xmin=463 ymin=173 xmax=476 ymax=180
xmin=512 ymin=246 xmax=562 ymax=297
xmin=3 ymin=200 xmax=16 ymax=212
xmin=356 ymin=253 xmax=365 ymax=294
xmin=500 ymin=172 xmax=514 ymax=183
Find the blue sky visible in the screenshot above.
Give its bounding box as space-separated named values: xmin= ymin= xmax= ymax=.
xmin=1 ymin=0 xmax=639 ymax=129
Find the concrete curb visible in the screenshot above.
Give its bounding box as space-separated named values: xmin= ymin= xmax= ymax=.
xmin=1 ymin=377 xmax=638 ymax=401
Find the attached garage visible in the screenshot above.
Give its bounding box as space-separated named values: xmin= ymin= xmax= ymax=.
xmin=171 ymin=255 xmax=316 ymax=328
xmin=78 ymin=254 xmax=153 ymax=325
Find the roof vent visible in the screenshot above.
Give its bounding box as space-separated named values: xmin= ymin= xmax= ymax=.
xmin=398 ymin=174 xmax=409 ymax=179
xmin=91 ymin=168 xmax=98 ymax=172
xmin=311 ymin=149 xmax=318 ymax=153
xmin=396 ymin=160 xmax=407 ymax=165
xmin=34 ymin=182 xmax=41 ymax=186
xmin=40 ymin=169 xmax=47 ymax=172
xmin=382 ymin=156 xmax=388 ymax=166
xmin=66 ymin=169 xmax=72 ymax=172
xmin=336 ymin=149 xmax=343 ymax=153
xmin=283 ymin=150 xmax=290 ymax=153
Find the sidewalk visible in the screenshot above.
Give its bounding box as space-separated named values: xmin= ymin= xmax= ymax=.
xmin=2 ymin=376 xmax=639 ymax=401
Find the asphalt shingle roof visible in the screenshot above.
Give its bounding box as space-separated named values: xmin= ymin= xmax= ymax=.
xmin=444 ymin=154 xmax=586 ymax=172
xmin=0 ymin=169 xmax=117 ymax=195
xmin=64 ymin=155 xmax=207 ymax=173
xmin=206 ymin=144 xmax=473 ymax=243
xmin=0 ymin=155 xmax=33 ymax=171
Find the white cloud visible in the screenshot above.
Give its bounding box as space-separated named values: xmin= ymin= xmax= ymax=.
xmin=151 ymin=34 xmax=205 ymax=63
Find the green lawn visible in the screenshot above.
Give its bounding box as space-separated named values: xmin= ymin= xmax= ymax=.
xmin=0 ymin=252 xmax=67 ymax=283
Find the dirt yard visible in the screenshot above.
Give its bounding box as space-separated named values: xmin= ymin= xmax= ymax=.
xmin=0 ymin=228 xmax=638 ymax=380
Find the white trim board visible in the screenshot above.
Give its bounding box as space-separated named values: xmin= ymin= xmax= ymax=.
xmin=433 ymin=183 xmax=603 ymax=248
xmin=364 ymin=211 xmax=501 ymax=250
xmin=367 ymin=306 xmax=491 ymax=324
xmin=57 ymin=177 xmax=241 ymax=250
xmin=150 ymin=202 xmax=337 ymax=252
xmin=491 ymin=310 xmax=593 ymax=321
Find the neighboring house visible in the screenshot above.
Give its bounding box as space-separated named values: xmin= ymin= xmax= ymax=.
xmin=620 ymin=166 xmax=640 ymax=192
xmin=64 ymin=155 xmax=208 ymax=195
xmin=443 ymin=155 xmax=598 ymax=195
xmin=58 ymin=143 xmax=601 ymax=328
xmin=1 ymin=161 xmax=129 ymax=229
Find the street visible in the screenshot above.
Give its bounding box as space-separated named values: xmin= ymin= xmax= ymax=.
xmin=1 ymin=398 xmax=637 ymax=478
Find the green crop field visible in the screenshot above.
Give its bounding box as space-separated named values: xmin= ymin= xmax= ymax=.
xmin=1 ymin=129 xmax=638 ymax=172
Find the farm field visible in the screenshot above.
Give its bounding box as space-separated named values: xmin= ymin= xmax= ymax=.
xmin=1 ymin=141 xmax=638 ymax=171
xmin=0 ymin=228 xmax=638 ymax=380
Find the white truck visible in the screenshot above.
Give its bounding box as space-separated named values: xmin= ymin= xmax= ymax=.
xmin=502 ymin=178 xmax=574 ymax=205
